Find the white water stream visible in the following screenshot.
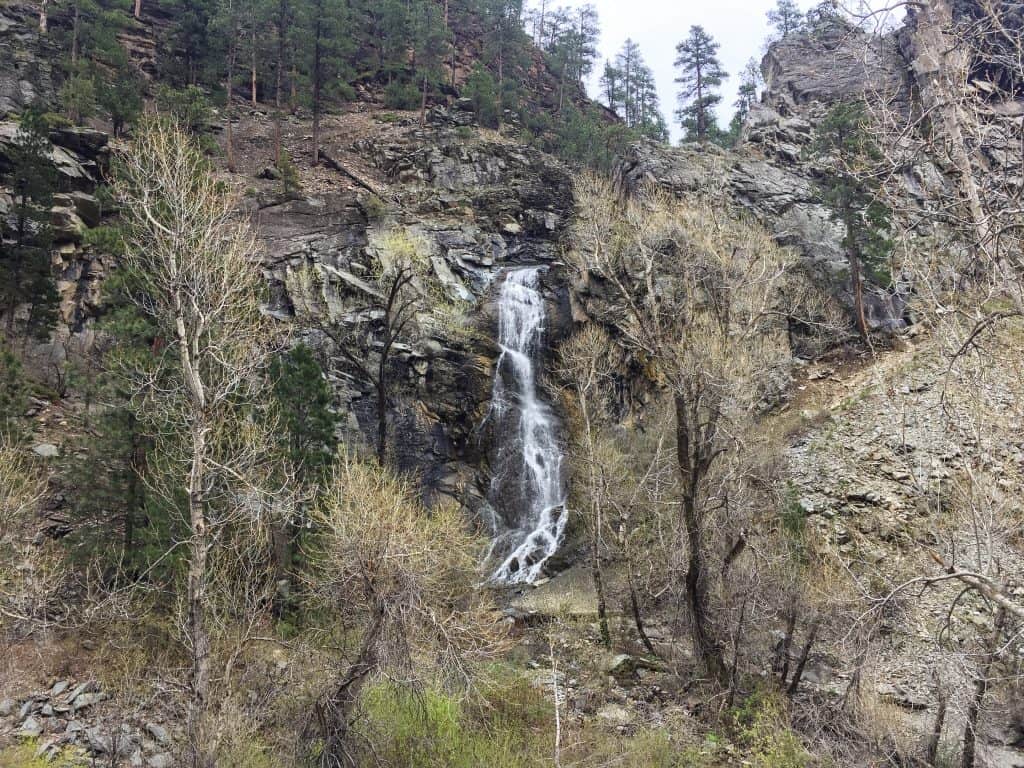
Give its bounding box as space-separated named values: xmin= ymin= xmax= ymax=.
xmin=486 ymin=267 xmax=567 ymax=584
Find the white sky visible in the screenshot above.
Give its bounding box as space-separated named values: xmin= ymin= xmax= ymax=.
xmin=533 ymin=0 xmax=824 ymax=143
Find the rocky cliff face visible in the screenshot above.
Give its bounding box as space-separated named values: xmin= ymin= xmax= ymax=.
xmin=235 ymin=109 xmax=574 ymax=514
xmin=612 ymin=18 xmax=920 ymax=339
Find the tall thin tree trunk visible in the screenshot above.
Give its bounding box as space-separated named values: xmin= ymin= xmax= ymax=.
xmin=312 ymin=10 xmax=321 ymax=165
xmin=134 ymin=0 xmax=141 ymax=18
xmin=675 ymin=394 xmax=724 ymax=682
xmin=38 ymin=0 xmax=48 ymax=33
xmin=185 ymin=458 xmax=211 ymax=768
xmin=962 ymin=608 xmax=1007 ymax=768
xmin=71 ymin=1 xmax=80 ymax=67
xmin=226 ymin=40 xmax=236 ymax=172
xmin=926 ymin=677 xmax=947 ymax=766
xmin=250 ymin=17 xmax=257 ymax=106
xmin=786 ymin=618 xmax=820 ymax=697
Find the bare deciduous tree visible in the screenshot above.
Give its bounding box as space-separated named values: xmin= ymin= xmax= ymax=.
xmin=115 ymin=117 xmax=286 ymax=768
xmin=569 ymin=174 xmax=792 ymax=680
xmin=304 ymin=455 xmax=503 ymax=767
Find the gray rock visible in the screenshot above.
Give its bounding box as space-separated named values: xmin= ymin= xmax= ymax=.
xmin=32 ymin=443 xmax=59 ymax=458
xmin=49 ymin=126 xmax=108 ymax=158
xmin=50 ymin=680 xmax=70 ymax=697
xmin=71 ymin=691 xmax=107 ymax=710
xmin=147 ymin=753 xmax=175 ymax=768
xmin=19 ymin=716 xmax=43 ymax=738
xmin=145 ymin=722 xmax=170 ymax=746
xmin=595 ymin=703 xmax=633 ymax=725
xmin=0 ymin=698 xmax=14 ymax=716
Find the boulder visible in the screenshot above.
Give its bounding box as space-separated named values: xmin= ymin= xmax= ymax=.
xmin=19 ymin=716 xmax=43 ymax=738
xmin=32 ymin=443 xmax=59 ymax=458
xmin=50 ymin=205 xmax=87 ymax=242
xmin=49 ymin=127 xmax=108 ymax=159
xmin=145 ymin=722 xmax=170 ymax=746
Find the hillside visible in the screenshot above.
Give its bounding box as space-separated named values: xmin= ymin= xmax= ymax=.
xmin=1 ymin=1 xmax=1024 ymax=768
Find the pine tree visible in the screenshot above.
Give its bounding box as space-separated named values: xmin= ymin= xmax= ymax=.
xmin=412 ymin=0 xmax=446 ymax=125
xmin=600 ymin=60 xmax=623 ymax=114
xmin=97 ymin=64 xmax=143 ymax=137
xmin=728 ymin=58 xmax=761 ymax=141
xmin=300 ymin=0 xmax=352 ymax=163
xmin=674 ymin=25 xmax=727 ymax=143
xmin=545 ymin=3 xmax=599 ymax=112
xmin=0 ymin=346 xmax=27 ymax=439
xmin=767 ymin=0 xmax=805 ymax=38
xmin=0 ymin=107 xmax=59 ymax=342
xmin=269 ymin=344 xmax=339 ymax=486
xmin=811 ymin=101 xmax=893 ymax=342
xmin=464 ymin=64 xmax=501 ymax=128
xmin=604 ymin=39 xmax=667 ymax=141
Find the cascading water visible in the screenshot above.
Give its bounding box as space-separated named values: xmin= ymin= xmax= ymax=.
xmin=485 ymin=266 xmax=567 ymax=584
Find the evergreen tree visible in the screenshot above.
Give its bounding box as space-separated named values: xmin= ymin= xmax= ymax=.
xmin=300 ymin=0 xmax=352 ymax=163
xmin=97 ymin=64 xmax=143 ymax=137
xmin=269 ymin=344 xmax=339 ymax=486
xmin=767 ymin=0 xmax=805 ymax=38
xmin=674 ymin=25 xmax=727 ymax=142
xmin=412 ymin=0 xmax=446 ymax=125
xmin=0 ymin=347 xmax=27 ymax=439
xmin=728 ymin=58 xmax=761 ymax=142
xmin=477 ymin=0 xmax=531 ymax=115
xmin=0 ymin=107 xmax=59 ymax=341
xmin=464 ymin=64 xmax=500 ymax=127
xmin=810 ymin=101 xmax=893 ymax=342
xmin=599 ymin=59 xmax=623 ymax=114
xmin=545 ymin=3 xmax=599 ymax=112
xmin=58 ymin=72 xmax=97 ymax=124
xmin=604 ymin=39 xmax=667 ymax=141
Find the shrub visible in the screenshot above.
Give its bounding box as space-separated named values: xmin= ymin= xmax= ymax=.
xmin=384 ymin=80 xmax=421 ymax=111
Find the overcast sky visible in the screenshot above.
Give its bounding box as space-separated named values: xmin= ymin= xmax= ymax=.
xmin=537 ymin=0 xmax=821 ymax=143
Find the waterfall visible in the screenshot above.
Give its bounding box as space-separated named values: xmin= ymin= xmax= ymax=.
xmin=485 ymin=266 xmax=567 ymax=584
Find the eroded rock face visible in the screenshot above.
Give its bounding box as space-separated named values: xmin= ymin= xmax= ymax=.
xmin=612 ymin=19 xmax=917 ymax=337
xmin=260 ymin=124 xmax=574 ymax=512
xmin=761 ymin=17 xmax=909 ymax=112
xmin=0 ymin=2 xmax=56 ymax=118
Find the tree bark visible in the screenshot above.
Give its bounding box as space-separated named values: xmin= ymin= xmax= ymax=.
xmin=674 ymin=394 xmax=725 ymax=682
xmin=786 ymin=618 xmax=820 ymax=697
xmin=251 ymin=20 xmax=258 ymax=107
xmin=962 ymin=608 xmax=1007 ymax=768
xmin=315 ymin=602 xmax=385 ymax=767
xmin=926 ymin=678 xmax=947 ymax=766
xmin=312 ymin=8 xmax=321 ymax=165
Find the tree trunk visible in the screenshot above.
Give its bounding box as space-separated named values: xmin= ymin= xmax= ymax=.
xmin=786 ymin=618 xmax=820 ymax=697
xmin=250 ymin=18 xmax=257 ymax=106
xmin=315 ymin=602 xmax=385 ymax=766
xmin=962 ymin=608 xmax=1007 ymax=768
xmin=850 ymin=251 xmax=869 ymax=343
xmin=674 ymin=394 xmax=724 ymax=682
xmin=312 ymin=12 xmax=321 ymax=165
xmin=627 ymin=570 xmax=657 ymax=656
xmin=420 ymin=73 xmax=428 ymax=127
xmin=375 ymin=346 xmax=388 ymax=465
xmin=591 ymin=521 xmax=610 ymax=648
xmin=134 ymin=0 xmax=141 ymax=19
xmin=926 ymin=679 xmax=947 ymax=766
xmin=71 ymin=1 xmax=80 ymax=67
xmin=184 ymin=422 xmax=211 ymax=768
xmin=778 ymin=608 xmax=797 ymax=685
xmin=226 ymin=42 xmax=235 ymax=173
xmin=38 ymin=0 xmax=47 ymax=33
